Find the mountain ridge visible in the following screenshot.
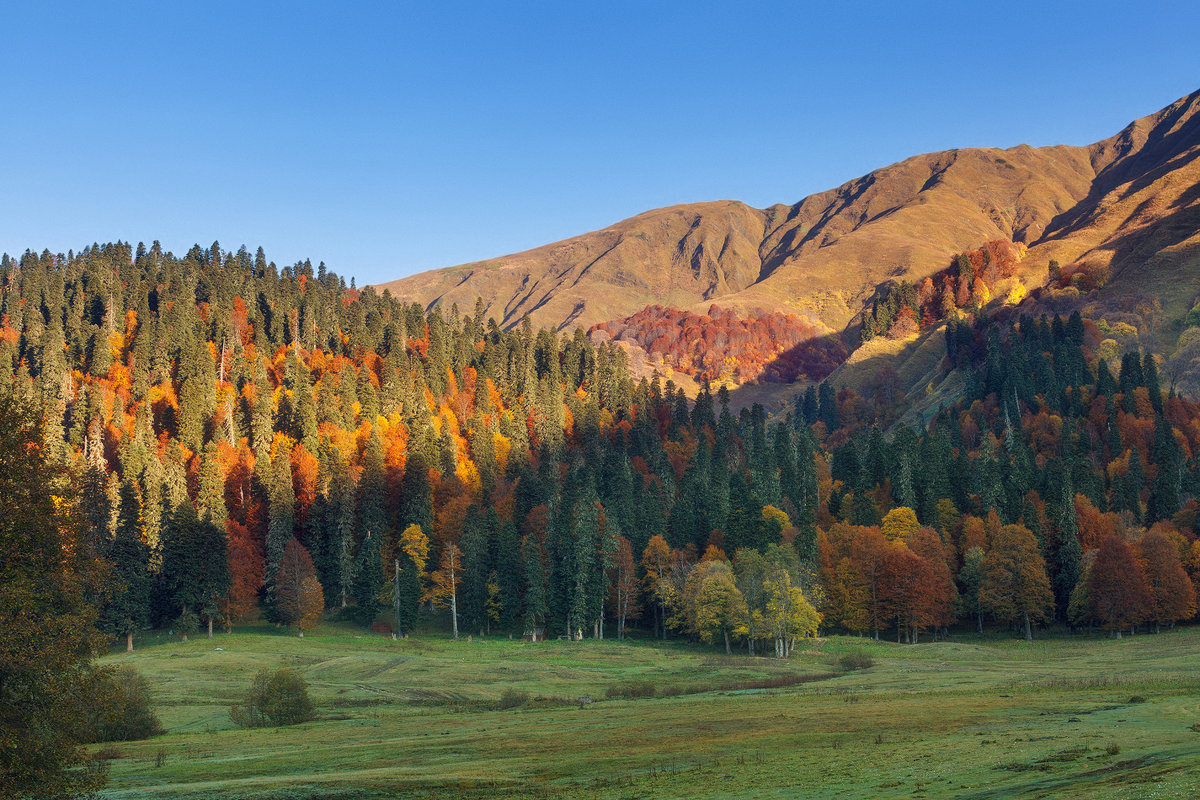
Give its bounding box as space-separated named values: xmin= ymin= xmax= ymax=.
xmin=376 ymin=88 xmax=1200 ymax=345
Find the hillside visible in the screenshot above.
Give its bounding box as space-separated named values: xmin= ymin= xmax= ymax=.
xmin=1027 ymin=88 xmax=1200 ymax=316
xmin=376 ymin=200 xmax=771 ymax=332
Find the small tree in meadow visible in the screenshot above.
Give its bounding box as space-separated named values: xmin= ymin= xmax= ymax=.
xmin=230 ymin=667 xmax=314 ymax=728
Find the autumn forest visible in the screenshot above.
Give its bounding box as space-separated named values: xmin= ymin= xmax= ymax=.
xmin=3 ymin=239 xmax=1198 ymax=661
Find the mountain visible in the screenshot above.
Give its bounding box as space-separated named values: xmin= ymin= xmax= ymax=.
xmin=377 ymin=88 xmax=1200 ymax=386
xmin=1028 ymin=89 xmax=1200 ymax=315
xmin=376 ymin=200 xmax=772 ymax=332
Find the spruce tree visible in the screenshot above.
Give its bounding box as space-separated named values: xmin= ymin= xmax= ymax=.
xmin=266 ymin=450 xmax=295 ymax=603
xmin=103 ymin=481 xmax=152 ymax=651
xmin=1054 ymin=482 xmax=1082 ymax=615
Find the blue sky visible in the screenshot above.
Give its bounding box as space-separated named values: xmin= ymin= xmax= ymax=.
xmin=1 ymin=1 xmax=1197 ymax=285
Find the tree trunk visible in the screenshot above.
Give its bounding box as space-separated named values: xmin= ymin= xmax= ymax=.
xmin=208 ymin=616 xmax=214 ymax=639
xmin=394 ymin=559 xmax=401 ymax=635
xmin=723 ymin=629 xmax=731 ymax=655
xmin=1155 ymin=622 xmax=1161 ymax=634
xmin=1023 ymin=612 xmax=1032 ymax=642
xmin=1115 ymin=629 xmax=1122 ymax=639
xmin=450 ymin=589 xmax=458 ymax=639
xmin=976 ymin=612 xmax=982 ymax=634
xmin=298 ymin=629 xmax=304 ymax=637
xmin=126 ymin=631 xmax=134 ymax=652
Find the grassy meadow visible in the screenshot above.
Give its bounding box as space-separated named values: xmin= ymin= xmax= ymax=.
xmin=95 ymin=624 xmax=1200 ymax=799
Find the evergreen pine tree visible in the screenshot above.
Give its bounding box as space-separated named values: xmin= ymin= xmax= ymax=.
xmin=103 ymin=481 xmax=152 ymax=651
xmin=1054 ymin=482 xmax=1082 ymax=615
xmin=266 ymin=450 xmax=295 ymax=603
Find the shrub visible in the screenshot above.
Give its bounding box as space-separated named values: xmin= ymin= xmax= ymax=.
xmin=79 ymin=667 xmax=163 ymax=742
xmin=495 ymin=689 xmax=529 ymax=710
xmin=230 ymin=667 xmax=314 ymax=727
xmin=838 ymin=652 xmax=875 ymax=672
xmin=605 ymin=680 xmax=656 ymax=699
xmin=93 ymin=745 xmax=122 ymax=762
xmin=1105 ymin=742 xmax=1122 ymax=756
xmin=175 ymin=608 xmax=200 ymax=641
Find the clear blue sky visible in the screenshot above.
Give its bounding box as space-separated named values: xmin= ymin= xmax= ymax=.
xmin=2 ymin=1 xmax=1198 ymax=285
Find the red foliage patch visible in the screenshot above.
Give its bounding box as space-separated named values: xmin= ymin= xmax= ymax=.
xmin=591 ymin=305 xmax=847 ymax=384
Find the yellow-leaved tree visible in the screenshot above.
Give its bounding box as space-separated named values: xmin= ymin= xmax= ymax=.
xmin=425 ymin=543 xmax=463 ymax=639
xmin=762 ymin=569 xmax=821 ymax=658
xmin=881 ymin=507 xmax=920 ymax=542
xmin=641 ymin=535 xmax=675 ymax=640
xmin=685 ymin=560 xmax=747 ymax=654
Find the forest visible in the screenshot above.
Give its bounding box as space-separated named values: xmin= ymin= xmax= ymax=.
xmin=2 ymin=239 xmax=1198 ymax=666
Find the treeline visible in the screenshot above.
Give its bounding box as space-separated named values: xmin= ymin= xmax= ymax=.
xmin=2 ymin=241 xmax=1198 ymax=654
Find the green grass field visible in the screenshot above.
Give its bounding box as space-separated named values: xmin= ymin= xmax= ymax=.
xmin=95 ymin=624 xmax=1200 ymax=799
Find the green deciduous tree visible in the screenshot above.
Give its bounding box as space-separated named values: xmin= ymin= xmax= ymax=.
xmin=0 ymin=389 xmax=109 ymax=798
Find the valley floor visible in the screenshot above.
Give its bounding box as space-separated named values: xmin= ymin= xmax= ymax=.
xmin=97 ymin=625 xmax=1200 ymax=799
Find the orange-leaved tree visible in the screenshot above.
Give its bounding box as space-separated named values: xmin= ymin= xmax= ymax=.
xmin=979 ymin=524 xmax=1054 ymax=641
xmin=1137 ymin=528 xmax=1196 ymax=633
xmin=276 ymin=538 xmax=324 ymax=636
xmin=610 ymin=535 xmax=640 ymax=640
xmin=1088 ymin=534 xmax=1151 ymax=637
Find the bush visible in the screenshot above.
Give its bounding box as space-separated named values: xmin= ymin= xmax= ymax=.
xmin=230 ymin=667 xmax=314 ymax=727
xmin=605 ymin=680 xmax=656 ymax=699
xmin=495 ymin=688 xmax=529 ymax=710
xmin=93 ymin=745 xmax=122 ymax=762
xmin=175 ymin=608 xmax=200 ymax=640
xmin=838 ymin=652 xmax=875 ymax=672
xmin=79 ymin=667 xmax=163 ymax=742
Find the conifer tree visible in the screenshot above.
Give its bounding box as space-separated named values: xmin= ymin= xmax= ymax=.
xmin=522 ymin=532 xmax=549 ymax=633
xmin=103 ymin=480 xmax=152 ymax=651
xmin=351 ymin=529 xmax=384 ymax=625
xmin=1053 ymin=481 xmax=1082 ymax=614
xmin=266 ymin=449 xmax=295 ymax=601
